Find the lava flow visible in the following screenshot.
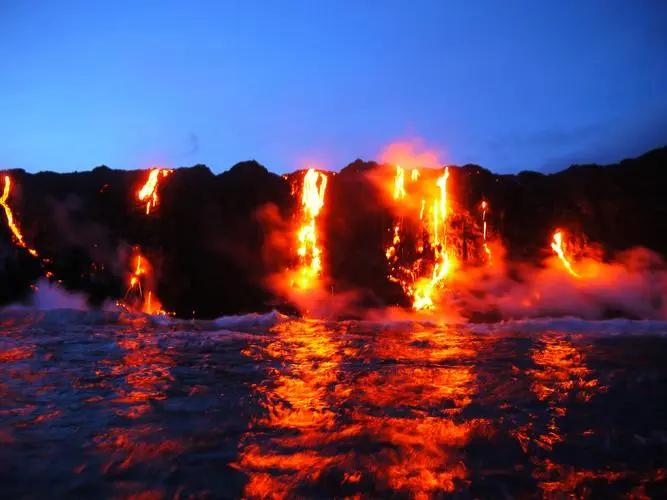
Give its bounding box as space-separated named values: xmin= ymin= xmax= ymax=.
xmin=385 ymin=165 xmax=455 ymax=310
xmin=137 ymin=168 xmax=172 ymax=215
xmin=481 ymin=200 xmax=492 ymax=262
xmin=125 ymin=167 xmax=172 ymax=314
xmin=0 ymin=175 xmax=38 ymax=257
xmin=551 ymin=230 xmax=580 ymax=278
xmin=121 ymin=249 xmax=166 ymax=315
xmin=294 ymin=168 xmax=328 ymax=289
xmin=393 ymin=165 xmax=407 ymax=199
xmin=413 ymin=167 xmax=453 ymax=310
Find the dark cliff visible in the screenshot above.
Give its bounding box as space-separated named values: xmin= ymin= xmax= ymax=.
xmin=1 ymin=146 xmax=666 ymax=317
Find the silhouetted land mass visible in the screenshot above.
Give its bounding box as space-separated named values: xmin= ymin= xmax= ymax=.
xmin=1 ymin=146 xmax=666 ymax=317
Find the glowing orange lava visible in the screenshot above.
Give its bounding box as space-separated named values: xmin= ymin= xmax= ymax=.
xmin=413 ymin=168 xmax=453 ymax=310
xmin=551 ymin=230 xmax=580 ymax=277
xmin=121 ymin=250 xmax=167 ymax=315
xmin=481 ymin=200 xmax=492 ymax=262
xmin=393 ymin=165 xmax=407 ymax=199
xmin=386 ymin=166 xmax=455 ymax=310
xmin=0 ymin=175 xmax=38 ymax=257
xmin=294 ymin=169 xmax=328 ymax=289
xmin=137 ymin=168 xmax=172 ymax=215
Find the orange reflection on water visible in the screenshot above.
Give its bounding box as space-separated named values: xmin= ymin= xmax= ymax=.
xmin=347 ymin=327 xmax=487 ymax=497
xmin=111 ymin=330 xmax=174 ymax=419
xmin=351 ymin=414 xmax=479 ymax=496
xmin=234 ymin=321 xmax=487 ymax=498
xmin=514 ymin=335 xmax=601 ymax=453
xmin=0 ymin=345 xmax=35 ymax=363
xmin=91 ymin=328 xmax=181 ymax=497
xmin=235 ymin=320 xmax=344 ymax=497
xmin=517 ymin=334 xmax=610 ymax=495
xmin=94 ymin=423 xmax=184 ymax=474
xmin=529 ymin=334 xmax=600 ymax=408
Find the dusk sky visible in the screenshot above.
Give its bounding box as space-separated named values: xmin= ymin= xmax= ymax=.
xmin=1 ymin=1 xmax=666 ymax=174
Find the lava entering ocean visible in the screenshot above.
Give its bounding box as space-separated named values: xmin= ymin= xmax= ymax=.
xmin=116 ymin=168 xmax=173 ymax=315
xmin=120 ymin=248 xmax=167 ymax=315
xmin=366 ymin=141 xmax=667 ymax=320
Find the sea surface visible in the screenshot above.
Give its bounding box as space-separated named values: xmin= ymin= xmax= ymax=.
xmin=1 ymin=310 xmax=667 ymax=498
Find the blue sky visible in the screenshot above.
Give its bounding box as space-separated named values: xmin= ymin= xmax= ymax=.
xmin=1 ymin=0 xmax=666 ymax=173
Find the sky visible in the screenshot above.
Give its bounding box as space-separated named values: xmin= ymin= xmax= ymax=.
xmin=1 ymin=0 xmax=666 ymax=174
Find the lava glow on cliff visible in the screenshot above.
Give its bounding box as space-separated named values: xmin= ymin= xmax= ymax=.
xmin=6 ymin=152 xmax=667 ymax=322
xmin=551 ymin=230 xmax=580 ymax=278
xmin=293 ymin=168 xmax=328 ymax=290
xmin=0 ymin=175 xmax=38 ymax=257
xmin=118 ymin=168 xmax=173 ymax=315
xmin=120 ymin=249 xmax=167 ymax=315
xmin=137 ymin=168 xmax=172 ymax=215
xmin=481 ymin=200 xmax=492 ymax=262
xmin=385 ymin=165 xmax=457 ymax=310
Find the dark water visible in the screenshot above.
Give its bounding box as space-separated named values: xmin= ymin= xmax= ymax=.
xmin=1 ymin=311 xmax=667 ymax=498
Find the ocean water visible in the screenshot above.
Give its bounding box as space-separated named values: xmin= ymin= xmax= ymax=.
xmin=1 ymin=310 xmax=666 ymax=498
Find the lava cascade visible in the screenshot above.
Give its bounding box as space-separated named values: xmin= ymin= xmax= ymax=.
xmin=385 ymin=165 xmax=457 ymax=310
xmin=0 ymin=175 xmax=38 ymax=257
xmin=120 ymin=249 xmax=166 ymax=315
xmin=293 ymin=168 xmax=328 ymax=289
xmin=118 ymin=168 xmax=173 ymax=315
xmin=481 ymin=200 xmax=492 ymax=262
xmin=137 ymin=168 xmax=172 ymax=215
xmin=550 ymin=230 xmax=580 ymax=278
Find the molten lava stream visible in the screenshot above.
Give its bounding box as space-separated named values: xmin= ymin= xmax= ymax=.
xmin=129 ymin=168 xmax=172 ymax=314
xmin=122 ymin=250 xmax=167 ymax=315
xmin=481 ymin=200 xmax=492 ymax=262
xmin=137 ymin=168 xmax=172 ymax=215
xmin=551 ymin=230 xmax=580 ymax=277
xmin=294 ymin=168 xmax=328 ymax=289
xmin=385 ymin=165 xmax=454 ymax=311
xmin=0 ymin=175 xmax=38 ymax=257
xmin=393 ymin=165 xmax=407 ymax=199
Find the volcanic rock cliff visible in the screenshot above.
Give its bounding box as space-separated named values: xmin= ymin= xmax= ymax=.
xmin=1 ymin=146 xmax=666 ymax=318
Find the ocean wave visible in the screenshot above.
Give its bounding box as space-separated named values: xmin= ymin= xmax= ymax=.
xmin=466 ymin=316 xmax=667 ymax=335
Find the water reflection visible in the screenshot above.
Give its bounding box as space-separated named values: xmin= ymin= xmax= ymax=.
xmin=345 ymin=326 xmax=486 ymax=497
xmin=514 ymin=334 xmax=601 ymax=454
xmin=519 ymin=334 xmax=616 ymax=496
xmin=234 ymin=320 xmax=489 ymax=497
xmin=92 ymin=326 xmax=183 ymax=496
xmin=2 ymin=314 xmax=667 ymax=497
xmin=234 ymin=320 xmax=345 ymax=497
xmin=111 ymin=329 xmax=174 ymax=418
